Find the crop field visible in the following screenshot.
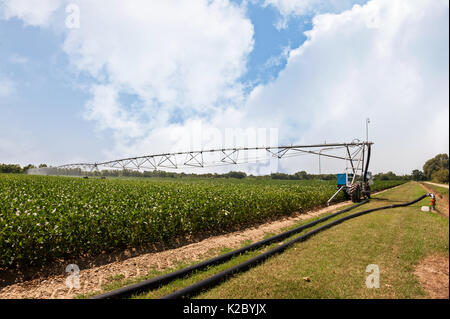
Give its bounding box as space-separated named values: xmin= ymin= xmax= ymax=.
xmin=0 ymin=174 xmax=405 ymax=268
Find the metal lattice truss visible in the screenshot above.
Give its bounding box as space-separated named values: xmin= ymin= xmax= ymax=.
xmin=58 ymin=141 xmax=373 ymax=173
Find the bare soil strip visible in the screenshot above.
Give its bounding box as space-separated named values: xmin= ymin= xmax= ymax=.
xmin=416 ymin=183 xmax=449 ymax=298
xmin=414 ymin=254 xmax=449 ymax=299
xmin=423 ymin=182 xmax=449 ymax=189
xmin=0 ymin=201 xmax=353 ymax=299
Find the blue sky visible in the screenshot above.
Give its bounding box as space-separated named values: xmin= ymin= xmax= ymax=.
xmin=0 ymin=0 xmax=448 ymax=174
xmin=0 ymin=16 xmax=101 ymax=161
xmin=0 ymin=0 xmax=313 ymax=162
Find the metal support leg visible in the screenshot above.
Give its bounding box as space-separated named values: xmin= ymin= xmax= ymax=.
xmin=327 ymin=186 xmax=345 ymax=206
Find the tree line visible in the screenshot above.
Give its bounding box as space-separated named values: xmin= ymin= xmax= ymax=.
xmin=0 ymin=163 xmax=47 ymax=174
xmin=410 ymin=153 xmax=449 ymax=184
xmin=1 ymin=153 xmax=448 ymax=183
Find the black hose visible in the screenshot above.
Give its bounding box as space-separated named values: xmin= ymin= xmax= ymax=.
xmin=161 ymin=193 xmax=430 ymax=299
xmin=91 ymin=200 xmax=369 ymax=299
xmin=363 ymin=144 xmax=371 ymax=183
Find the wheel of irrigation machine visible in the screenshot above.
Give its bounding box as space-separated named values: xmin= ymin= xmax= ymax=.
xmin=364 ymin=184 xmax=371 ymax=199
xmin=343 ymin=190 xmax=351 ymax=200
xmin=350 ymin=182 xmax=362 ymax=203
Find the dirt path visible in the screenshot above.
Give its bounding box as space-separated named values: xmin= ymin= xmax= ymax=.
xmin=414 ymin=254 xmax=449 ymax=299
xmin=0 ymin=201 xmax=353 ymax=299
xmin=424 ymin=182 xmax=449 ymax=189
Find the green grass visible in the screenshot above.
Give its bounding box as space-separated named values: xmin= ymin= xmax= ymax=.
xmin=197 ymin=182 xmax=448 ymax=299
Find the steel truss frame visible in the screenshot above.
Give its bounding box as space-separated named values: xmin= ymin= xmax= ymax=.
xmin=58 ymin=141 xmax=373 ymax=173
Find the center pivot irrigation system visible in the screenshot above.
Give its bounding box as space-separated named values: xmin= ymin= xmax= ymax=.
xmin=58 ymin=140 xmax=374 ymax=204
xmin=79 ymin=142 xmax=435 ymax=300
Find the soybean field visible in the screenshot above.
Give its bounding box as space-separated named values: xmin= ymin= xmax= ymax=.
xmin=0 ymin=174 xmax=405 ymax=268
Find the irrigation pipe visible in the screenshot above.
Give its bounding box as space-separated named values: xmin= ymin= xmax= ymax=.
xmin=161 ymin=193 xmax=432 ymax=299
xmin=91 ymin=200 xmax=369 ymax=299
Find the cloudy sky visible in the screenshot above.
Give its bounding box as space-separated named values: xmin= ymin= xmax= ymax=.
xmin=0 ymin=0 xmax=448 ymax=175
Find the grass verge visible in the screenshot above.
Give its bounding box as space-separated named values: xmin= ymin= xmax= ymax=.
xmin=198 ymin=182 xmax=448 ymax=299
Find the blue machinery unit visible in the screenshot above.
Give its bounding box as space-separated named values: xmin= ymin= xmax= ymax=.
xmin=337 ymin=173 xmax=351 ymax=187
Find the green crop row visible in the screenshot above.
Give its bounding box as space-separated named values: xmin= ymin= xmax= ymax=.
xmin=0 ymin=174 xmax=405 ymax=268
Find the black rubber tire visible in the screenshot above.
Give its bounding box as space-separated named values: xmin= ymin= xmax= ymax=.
xmin=365 ymin=185 xmax=371 ymax=199
xmin=344 ymin=191 xmax=351 ymax=200
xmin=350 ymin=182 xmax=361 ymax=203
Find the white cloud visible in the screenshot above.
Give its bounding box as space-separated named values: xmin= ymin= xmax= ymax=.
xmin=261 ymin=45 xmax=291 ymax=70
xmin=84 ymin=85 xmax=145 ymax=139
xmin=0 ymin=77 xmax=15 ymax=98
xmin=0 ymin=0 xmax=60 ymax=26
xmin=263 ymin=0 xmax=364 ymax=29
xmin=264 ymin=0 xmax=362 ymax=16
xmin=9 ymin=54 xmax=29 ymax=64
xmin=62 ymin=0 xmax=253 ymax=114
xmin=1 ymin=0 xmax=255 ymax=165
xmin=243 ymin=0 xmax=449 ymax=174
xmin=55 ymin=0 xmax=253 ymax=161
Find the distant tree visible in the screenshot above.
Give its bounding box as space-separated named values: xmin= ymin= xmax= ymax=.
xmin=294 ymin=171 xmax=310 ymax=180
xmin=374 ymin=171 xmax=406 ymax=181
xmin=431 ymin=169 xmax=449 ymax=184
xmin=270 ymin=172 xmax=289 ymax=180
xmin=423 ymin=153 xmax=449 ymax=180
xmin=38 ymin=164 xmax=48 ymax=168
xmin=386 ymin=171 xmax=397 ymax=180
xmin=22 ymin=164 xmax=36 ymax=172
xmin=0 ymin=164 xmax=22 ymax=174
xmin=226 ymin=171 xmax=247 ymax=179
xmin=411 ymin=169 xmax=425 ymax=181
